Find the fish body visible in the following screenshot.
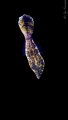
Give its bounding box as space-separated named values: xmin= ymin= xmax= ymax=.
xmin=18 ymin=14 xmax=45 ymax=79
xmin=25 ymin=39 xmax=45 ymax=79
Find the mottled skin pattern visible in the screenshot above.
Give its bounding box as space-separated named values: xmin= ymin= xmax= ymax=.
xmin=25 ymin=39 xmax=45 ymax=79
xmin=18 ymin=14 xmax=34 ymax=35
xmin=18 ymin=14 xmax=45 ymax=79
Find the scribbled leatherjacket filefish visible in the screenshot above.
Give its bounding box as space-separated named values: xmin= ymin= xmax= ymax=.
xmin=18 ymin=14 xmax=45 ymax=79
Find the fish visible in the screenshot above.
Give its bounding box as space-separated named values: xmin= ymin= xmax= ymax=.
xmin=18 ymin=14 xmax=45 ymax=79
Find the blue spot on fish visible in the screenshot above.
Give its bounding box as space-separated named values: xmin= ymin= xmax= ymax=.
xmin=22 ymin=41 xmax=26 ymax=56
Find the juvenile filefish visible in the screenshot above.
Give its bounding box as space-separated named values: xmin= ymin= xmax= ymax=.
xmin=18 ymin=14 xmax=45 ymax=79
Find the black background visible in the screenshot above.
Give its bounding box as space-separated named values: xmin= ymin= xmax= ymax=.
xmin=6 ymin=1 xmax=66 ymax=88
xmin=1 ymin=0 xmax=67 ymax=118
